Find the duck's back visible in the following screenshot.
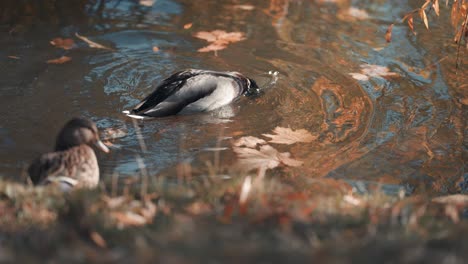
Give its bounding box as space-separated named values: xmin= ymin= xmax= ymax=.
xmin=28 ymin=145 xmax=99 ymax=188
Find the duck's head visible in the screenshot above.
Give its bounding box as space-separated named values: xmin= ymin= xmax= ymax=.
xmin=54 ymin=117 xmax=109 ymax=153
xmin=244 ymin=77 xmax=261 ymax=97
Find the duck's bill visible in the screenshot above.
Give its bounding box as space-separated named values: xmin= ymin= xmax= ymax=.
xmin=95 ymin=140 xmax=110 ymax=153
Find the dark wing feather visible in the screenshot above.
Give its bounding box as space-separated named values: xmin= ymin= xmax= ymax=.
xmin=131 ymin=70 xmax=200 ymax=115
xmin=131 ymin=69 xmax=218 ymax=117
xmin=28 ymin=152 xmax=67 ymax=185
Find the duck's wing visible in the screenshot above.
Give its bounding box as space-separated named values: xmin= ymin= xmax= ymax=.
xmin=130 ymin=69 xmax=219 ymax=117
xmin=27 ymin=152 xmax=69 ymax=185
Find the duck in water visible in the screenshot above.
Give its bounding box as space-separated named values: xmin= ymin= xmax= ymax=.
xmin=124 ymin=69 xmax=259 ymax=119
xmin=28 ymin=117 xmax=109 ymax=190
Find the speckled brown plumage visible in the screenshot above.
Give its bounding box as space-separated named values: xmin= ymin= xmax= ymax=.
xmin=27 ymin=118 xmax=109 ymax=189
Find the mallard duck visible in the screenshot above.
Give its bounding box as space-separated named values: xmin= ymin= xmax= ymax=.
xmin=124 ymin=69 xmax=259 ymax=119
xmin=27 ymin=118 xmax=109 ymax=190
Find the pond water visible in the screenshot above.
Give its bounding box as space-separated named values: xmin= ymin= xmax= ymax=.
xmin=0 ymin=0 xmax=466 ymax=194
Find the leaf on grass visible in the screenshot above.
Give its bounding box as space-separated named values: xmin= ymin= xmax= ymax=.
xmin=194 ymin=30 xmax=246 ymax=52
xmin=46 ymin=56 xmax=72 ymax=64
xmin=233 ymin=145 xmax=303 ymax=171
xmin=233 ymin=136 xmax=267 ymax=148
xmin=50 ymin=37 xmax=75 ymax=50
xmin=75 ymin=33 xmax=112 ymax=50
xmin=262 ymin=127 xmax=317 ymax=145
xmin=385 ymin=24 xmax=394 ymax=43
xmin=183 ymin=23 xmax=193 ymax=29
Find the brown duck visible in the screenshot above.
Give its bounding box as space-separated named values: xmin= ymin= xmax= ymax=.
xmin=28 ymin=118 xmax=109 ymax=190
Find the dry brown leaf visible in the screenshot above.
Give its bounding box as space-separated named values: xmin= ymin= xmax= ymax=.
xmin=346 ymin=7 xmax=369 ymax=20
xmin=385 ymin=24 xmax=394 ymax=43
xmin=183 ymin=23 xmax=193 ymax=29
xmin=152 ymin=46 xmax=159 ymax=52
xmin=50 ymin=37 xmax=75 ymax=50
xmin=233 ymin=136 xmax=267 ymax=148
xmin=262 ymin=127 xmax=317 ymax=145
xmin=194 ymin=30 xmax=246 ymax=53
xmin=46 ymin=56 xmax=72 ymax=64
xmin=90 ymin=231 xmax=107 ymax=248
xmin=350 ymin=64 xmax=399 ymax=81
xmin=233 ymin=145 xmax=303 ymax=171
xmin=75 ymin=33 xmax=112 ymax=50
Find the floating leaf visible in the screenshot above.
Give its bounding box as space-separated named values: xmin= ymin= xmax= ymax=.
xmin=233 ymin=136 xmax=267 ymax=148
xmin=75 ymin=33 xmax=112 ymax=50
xmin=262 ymin=127 xmax=317 ymax=145
xmin=152 ymin=46 xmax=160 ymax=52
xmin=347 ymin=7 xmax=369 ymax=20
xmin=194 ymin=30 xmax=246 ymax=53
xmin=183 ymin=23 xmax=193 ymax=29
xmin=385 ymin=24 xmax=394 ymax=43
xmin=50 ymin=37 xmax=75 ymax=50
xmin=233 ymin=145 xmax=303 ymax=171
xmin=46 ymin=56 xmax=72 ymax=64
xmin=7 ymin=56 xmax=20 ymax=59
xmin=432 ymin=194 xmax=468 ymax=204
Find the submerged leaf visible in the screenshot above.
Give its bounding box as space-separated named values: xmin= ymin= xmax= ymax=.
xmin=50 ymin=37 xmax=75 ymax=50
xmin=263 ymin=127 xmax=317 ymax=145
xmin=194 ymin=30 xmax=246 ymax=53
xmin=46 ymin=56 xmax=72 ymax=64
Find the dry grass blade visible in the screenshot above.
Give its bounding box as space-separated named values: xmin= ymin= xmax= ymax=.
xmin=408 ymin=16 xmax=415 ymax=34
xmin=420 ymin=9 xmax=429 ymax=29
xmin=46 ymin=56 xmax=72 ymax=64
xmin=433 ymin=0 xmax=440 ymax=16
xmin=385 ymin=24 xmax=394 ymax=43
xmin=262 ymin=127 xmax=317 ymax=145
xmin=90 ymin=231 xmax=107 ymax=248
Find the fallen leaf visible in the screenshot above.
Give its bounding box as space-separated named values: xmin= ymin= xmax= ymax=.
xmin=233 ymin=4 xmax=255 ymax=10
xmin=46 ymin=56 xmax=72 ymax=64
xmin=347 ymin=7 xmax=369 ymax=20
xmin=183 ymin=23 xmax=193 ymax=29
xmin=239 ymin=176 xmax=252 ymax=214
xmin=198 ymin=43 xmax=227 ymax=52
xmin=262 ymin=127 xmax=317 ymax=145
xmin=152 ymin=46 xmax=160 ymax=52
xmin=233 ymin=145 xmax=303 ymax=171
xmin=75 ymin=33 xmax=112 ymax=50
xmin=7 ymin=56 xmax=20 ymax=59
xmin=350 ymin=64 xmax=398 ymax=81
xmin=385 ymin=24 xmax=394 ymax=43
xmin=50 ymin=37 xmax=75 ymax=50
xmin=233 ymin=136 xmax=267 ymax=148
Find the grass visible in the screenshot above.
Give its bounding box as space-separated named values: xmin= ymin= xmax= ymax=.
xmin=1 ymin=170 xmax=467 ymax=263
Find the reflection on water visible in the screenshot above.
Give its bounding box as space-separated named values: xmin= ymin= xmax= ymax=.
xmin=0 ymin=0 xmax=465 ymax=194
